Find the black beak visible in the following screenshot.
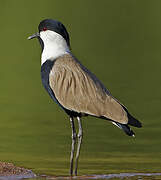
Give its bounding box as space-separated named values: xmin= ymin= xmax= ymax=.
xmin=27 ymin=32 xmax=40 ymax=40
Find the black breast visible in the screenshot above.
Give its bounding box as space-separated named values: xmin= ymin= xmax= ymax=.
xmin=41 ymin=60 xmax=54 ymax=97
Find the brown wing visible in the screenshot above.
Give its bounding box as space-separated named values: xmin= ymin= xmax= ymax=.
xmin=49 ymin=54 xmax=128 ymax=124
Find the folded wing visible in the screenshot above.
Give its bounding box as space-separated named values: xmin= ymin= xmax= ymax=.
xmin=49 ymin=54 xmax=128 ymax=124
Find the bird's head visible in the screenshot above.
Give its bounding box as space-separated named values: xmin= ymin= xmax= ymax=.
xmin=28 ymin=19 xmax=70 ymax=51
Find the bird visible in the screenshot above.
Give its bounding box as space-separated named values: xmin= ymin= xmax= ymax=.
xmin=28 ymin=19 xmax=142 ymax=176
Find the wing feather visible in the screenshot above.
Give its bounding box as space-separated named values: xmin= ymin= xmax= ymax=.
xmin=49 ymin=54 xmax=128 ymax=124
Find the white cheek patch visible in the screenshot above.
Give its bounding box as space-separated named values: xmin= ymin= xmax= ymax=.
xmin=40 ymin=30 xmax=70 ymax=65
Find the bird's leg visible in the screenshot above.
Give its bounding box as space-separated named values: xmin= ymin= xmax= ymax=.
xmin=70 ymin=117 xmax=76 ymax=176
xmin=75 ymin=117 xmax=83 ymax=176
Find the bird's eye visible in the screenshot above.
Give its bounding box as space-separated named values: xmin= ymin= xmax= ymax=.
xmin=43 ymin=27 xmax=47 ymax=31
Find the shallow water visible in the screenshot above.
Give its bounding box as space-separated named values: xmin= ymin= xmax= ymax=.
xmin=2 ymin=173 xmax=161 ymax=180
xmin=45 ymin=173 xmax=161 ymax=180
xmin=0 ymin=0 xmax=161 ymax=177
xmin=9 ymin=173 xmax=160 ymax=180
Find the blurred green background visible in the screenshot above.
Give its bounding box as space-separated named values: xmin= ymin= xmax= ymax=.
xmin=0 ymin=0 xmax=161 ymax=176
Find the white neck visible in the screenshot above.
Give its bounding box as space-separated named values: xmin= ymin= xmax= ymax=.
xmin=40 ymin=30 xmax=70 ymax=65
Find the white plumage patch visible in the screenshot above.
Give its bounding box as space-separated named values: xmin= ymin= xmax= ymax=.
xmin=40 ymin=30 xmax=70 ymax=65
xmin=112 ymin=122 xmax=121 ymax=129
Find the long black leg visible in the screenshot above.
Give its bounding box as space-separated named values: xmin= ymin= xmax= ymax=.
xmin=75 ymin=117 xmax=83 ymax=176
xmin=70 ymin=117 xmax=76 ymax=176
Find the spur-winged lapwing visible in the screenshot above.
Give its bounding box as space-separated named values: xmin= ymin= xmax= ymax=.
xmin=28 ymin=19 xmax=142 ymax=176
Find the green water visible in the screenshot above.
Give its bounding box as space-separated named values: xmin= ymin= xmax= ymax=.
xmin=0 ymin=0 xmax=161 ymax=177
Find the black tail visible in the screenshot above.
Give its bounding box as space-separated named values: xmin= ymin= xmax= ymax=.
xmin=127 ymin=112 xmax=142 ymax=128
xmin=121 ymin=106 xmax=142 ymax=128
